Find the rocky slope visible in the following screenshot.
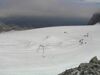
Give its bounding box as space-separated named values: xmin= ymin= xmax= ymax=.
xmin=59 ymin=56 xmax=100 ymax=75
xmin=88 ymin=13 xmax=100 ymax=25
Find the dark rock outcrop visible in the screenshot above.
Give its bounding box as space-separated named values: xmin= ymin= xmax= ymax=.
xmin=59 ymin=56 xmax=100 ymax=75
xmin=88 ymin=13 xmax=100 ymax=25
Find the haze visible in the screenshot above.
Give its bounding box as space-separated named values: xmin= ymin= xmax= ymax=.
xmin=0 ymin=0 xmax=100 ymax=19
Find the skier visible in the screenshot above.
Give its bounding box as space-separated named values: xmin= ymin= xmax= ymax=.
xmin=37 ymin=44 xmax=46 ymax=58
xmin=79 ymin=39 xmax=84 ymax=45
xmin=64 ymin=31 xmax=67 ymax=34
xmin=85 ymin=42 xmax=87 ymax=44
xmin=84 ymin=33 xmax=89 ymax=37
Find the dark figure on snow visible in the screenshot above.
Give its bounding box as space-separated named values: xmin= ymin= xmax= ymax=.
xmin=79 ymin=39 xmax=84 ymax=45
xmin=84 ymin=33 xmax=89 ymax=37
xmin=37 ymin=44 xmax=46 ymax=58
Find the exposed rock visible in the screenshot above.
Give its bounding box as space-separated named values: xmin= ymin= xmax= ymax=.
xmin=89 ymin=56 xmax=98 ymax=64
xmin=88 ymin=13 xmax=100 ymax=25
xmin=59 ymin=56 xmax=100 ymax=75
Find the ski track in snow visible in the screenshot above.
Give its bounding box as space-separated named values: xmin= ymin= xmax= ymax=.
xmin=0 ymin=24 xmax=100 ymax=75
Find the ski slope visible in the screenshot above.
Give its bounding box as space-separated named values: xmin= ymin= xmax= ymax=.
xmin=0 ymin=23 xmax=100 ymax=75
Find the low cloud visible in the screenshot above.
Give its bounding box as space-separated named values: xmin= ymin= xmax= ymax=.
xmin=84 ymin=0 xmax=100 ymax=3
xmin=0 ymin=0 xmax=100 ymax=18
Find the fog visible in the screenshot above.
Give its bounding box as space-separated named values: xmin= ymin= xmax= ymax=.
xmin=0 ymin=0 xmax=100 ymax=19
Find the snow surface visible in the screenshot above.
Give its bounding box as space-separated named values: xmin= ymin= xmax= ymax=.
xmin=0 ymin=24 xmax=100 ymax=75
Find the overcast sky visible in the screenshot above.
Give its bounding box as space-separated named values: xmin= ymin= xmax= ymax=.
xmin=0 ymin=0 xmax=100 ymax=18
